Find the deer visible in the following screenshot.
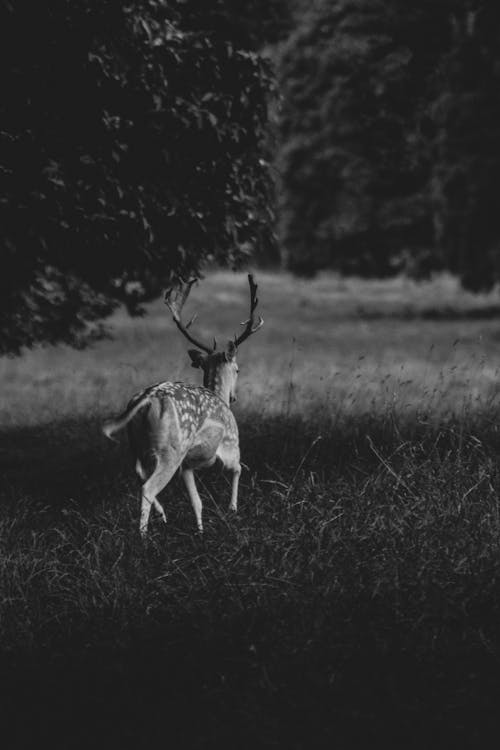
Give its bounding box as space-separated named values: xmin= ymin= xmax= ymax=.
xmin=102 ymin=274 xmax=263 ymax=537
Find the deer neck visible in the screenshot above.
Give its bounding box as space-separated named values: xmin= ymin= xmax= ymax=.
xmin=203 ymin=366 xmax=231 ymax=406
xmin=215 ymin=375 xmax=232 ymax=406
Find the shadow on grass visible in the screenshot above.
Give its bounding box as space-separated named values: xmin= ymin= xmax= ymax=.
xmin=2 ymin=408 xmax=500 ymax=509
xmin=1 ymin=632 xmax=500 ymax=748
xmin=2 ymin=411 xmax=500 ymax=747
xmin=0 ymin=411 xmax=330 ymax=505
xmin=0 ymin=416 xmax=129 ymax=507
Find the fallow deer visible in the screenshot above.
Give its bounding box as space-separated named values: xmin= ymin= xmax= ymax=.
xmin=102 ymin=274 xmax=263 ymax=536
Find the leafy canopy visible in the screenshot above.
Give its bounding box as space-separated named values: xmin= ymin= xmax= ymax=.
xmin=0 ymin=1 xmax=274 ymax=354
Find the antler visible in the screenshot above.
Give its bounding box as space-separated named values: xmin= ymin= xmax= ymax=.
xmin=164 ymin=278 xmax=215 ymax=354
xmin=234 ymin=274 xmax=264 ymax=348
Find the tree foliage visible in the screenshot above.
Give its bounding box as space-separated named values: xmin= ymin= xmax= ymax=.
xmin=0 ymin=0 xmax=275 ymax=354
xmin=277 ymin=0 xmax=500 ymax=290
xmin=430 ymin=2 xmax=500 ymax=291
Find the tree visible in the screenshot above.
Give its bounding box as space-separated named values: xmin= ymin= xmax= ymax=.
xmin=277 ymin=0 xmax=500 ymax=289
xmin=429 ymin=0 xmax=500 ymax=291
xmin=0 ymin=0 xmax=275 ymax=354
xmin=277 ymin=0 xmax=450 ymax=276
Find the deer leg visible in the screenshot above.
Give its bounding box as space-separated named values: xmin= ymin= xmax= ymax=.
xmin=182 ymin=468 xmax=203 ymax=533
xmin=136 ymin=459 xmax=166 ymax=524
xmin=216 ymin=444 xmax=241 ymax=513
xmin=135 ymin=459 xmax=146 ymax=481
xmin=152 ymin=499 xmax=166 ymax=523
xmin=140 ymin=458 xmax=179 ymax=536
xmin=229 ymin=463 xmax=241 ymax=513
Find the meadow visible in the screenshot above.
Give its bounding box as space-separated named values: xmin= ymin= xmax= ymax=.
xmin=2 ymin=271 xmax=500 ymax=748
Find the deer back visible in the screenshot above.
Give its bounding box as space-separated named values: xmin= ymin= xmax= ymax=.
xmin=127 ymin=382 xmax=238 ymax=463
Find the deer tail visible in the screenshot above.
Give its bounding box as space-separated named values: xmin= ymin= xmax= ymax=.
xmin=102 ymin=396 xmax=151 ymax=442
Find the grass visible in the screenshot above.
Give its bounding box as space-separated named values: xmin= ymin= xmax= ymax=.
xmin=2 ymin=271 xmax=500 ymax=748
xmin=2 ymin=270 xmax=500 ymax=426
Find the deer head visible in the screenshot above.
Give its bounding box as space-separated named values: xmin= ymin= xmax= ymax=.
xmin=164 ymin=274 xmax=263 ymax=405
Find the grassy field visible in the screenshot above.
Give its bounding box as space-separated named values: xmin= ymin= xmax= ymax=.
xmin=2 ymin=271 xmax=500 ymax=748
xmin=2 ymin=271 xmax=500 ymax=426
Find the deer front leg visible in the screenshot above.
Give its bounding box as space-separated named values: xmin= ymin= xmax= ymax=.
xmin=229 ymin=462 xmax=241 ymax=513
xmin=216 ymin=444 xmax=241 ymax=513
xmin=182 ymin=468 xmax=203 ymax=533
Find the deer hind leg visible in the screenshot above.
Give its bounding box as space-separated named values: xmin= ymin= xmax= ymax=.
xmin=135 ymin=459 xmax=166 ymax=523
xmin=181 ymin=468 xmax=204 ymax=533
xmin=152 ymin=498 xmax=166 ymax=523
xmin=140 ymin=454 xmax=180 ymax=536
xmin=135 ymin=459 xmax=146 ymax=481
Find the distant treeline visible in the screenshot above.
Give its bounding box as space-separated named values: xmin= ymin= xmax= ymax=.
xmin=276 ymin=0 xmax=500 ymax=291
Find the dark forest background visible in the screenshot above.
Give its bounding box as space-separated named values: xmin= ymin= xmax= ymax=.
xmin=1 ymin=0 xmax=500 ymax=350
xmin=278 ymin=0 xmax=500 ymax=291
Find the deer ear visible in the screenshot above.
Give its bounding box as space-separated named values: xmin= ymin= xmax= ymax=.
xmin=224 ymin=340 xmax=238 ymax=362
xmin=188 ymin=349 xmax=207 ymax=369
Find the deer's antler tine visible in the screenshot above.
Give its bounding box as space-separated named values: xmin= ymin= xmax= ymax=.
xmin=179 ymin=278 xmax=197 ymax=308
xmin=164 ymin=277 xmax=214 ymax=353
xmin=233 ymin=274 xmax=264 ymax=348
xmin=185 ymin=313 xmax=198 ymax=330
xmin=252 ymin=315 xmax=264 ymax=332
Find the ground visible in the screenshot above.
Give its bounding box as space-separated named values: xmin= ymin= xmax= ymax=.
xmin=1 ymin=271 xmax=500 ymax=748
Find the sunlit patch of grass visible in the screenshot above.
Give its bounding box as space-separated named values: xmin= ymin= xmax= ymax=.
xmin=1 ymin=271 xmax=500 ymax=426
